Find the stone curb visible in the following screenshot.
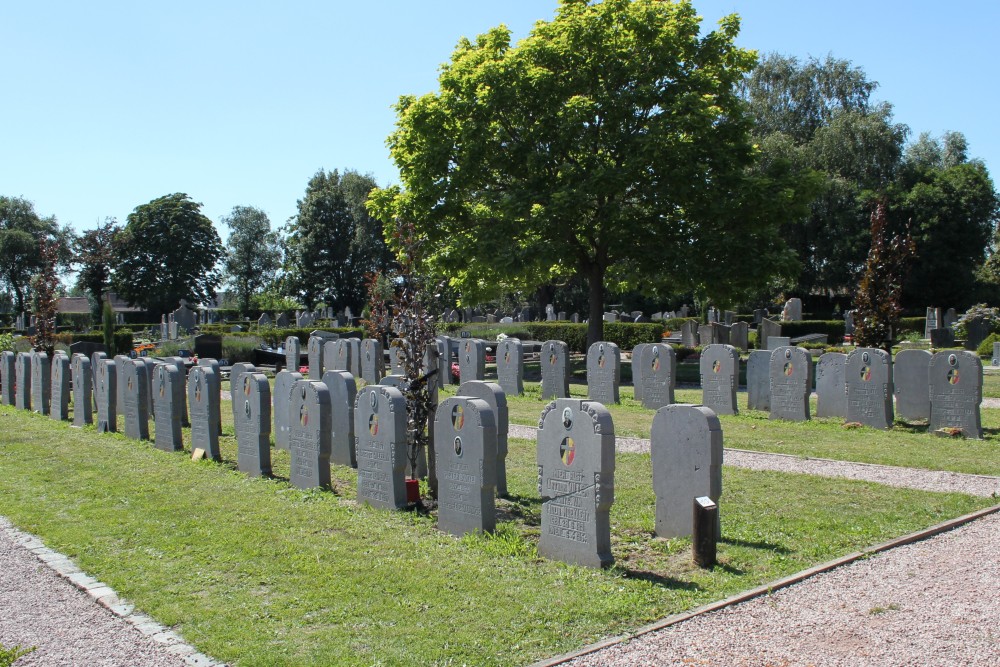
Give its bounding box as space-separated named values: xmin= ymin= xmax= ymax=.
xmin=526 ymin=501 xmax=1000 ymax=667
xmin=0 ymin=516 xmax=226 ymax=667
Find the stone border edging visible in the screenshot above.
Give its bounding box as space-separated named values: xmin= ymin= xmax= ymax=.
xmin=0 ymin=516 xmax=226 ymax=667
xmin=526 ymin=501 xmax=1000 ymax=667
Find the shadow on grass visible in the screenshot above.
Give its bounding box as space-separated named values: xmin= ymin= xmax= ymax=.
xmin=619 ymin=568 xmax=702 ymax=590
xmin=720 ymin=537 xmax=791 ymax=554
xmin=498 ymin=493 xmax=542 ymax=526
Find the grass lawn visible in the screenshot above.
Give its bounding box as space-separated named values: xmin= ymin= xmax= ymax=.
xmin=0 ymin=400 xmax=993 ymax=666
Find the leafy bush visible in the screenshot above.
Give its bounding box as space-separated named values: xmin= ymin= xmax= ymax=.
xmin=223 ymin=335 xmax=266 ymax=364
xmin=897 ymin=317 xmax=927 ymax=336
xmin=976 ymin=332 xmax=1000 ymax=358
xmin=54 ymin=331 xmax=133 ymax=355
xmin=0 ymin=332 xmax=14 ymax=352
xmin=955 ymin=304 xmax=1000 ymax=340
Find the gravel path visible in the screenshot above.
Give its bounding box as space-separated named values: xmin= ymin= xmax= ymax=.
xmin=508 ymin=425 xmax=1000 ymax=497
xmin=562 ymin=509 xmax=1000 ymax=667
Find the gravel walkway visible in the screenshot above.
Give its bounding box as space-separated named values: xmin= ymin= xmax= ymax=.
xmin=562 ymin=509 xmax=1000 ymax=667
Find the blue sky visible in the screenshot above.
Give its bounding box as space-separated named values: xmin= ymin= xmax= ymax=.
xmin=2 ymin=1 xmax=996 ymax=236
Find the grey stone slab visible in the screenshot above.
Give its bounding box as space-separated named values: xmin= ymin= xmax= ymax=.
xmin=730 ymin=321 xmax=749 ymax=352
xmin=994 ymin=342 xmax=1000 ymax=367
xmin=95 ymin=359 xmax=117 ymax=433
xmin=325 ymin=339 xmax=350 ymax=374
xmin=680 ymin=320 xmax=698 ymax=348
xmin=436 ymin=336 xmax=453 ymax=386
xmin=929 ymin=350 xmax=982 ymax=438
xmin=347 ymin=338 xmax=361 ymax=379
xmin=698 ymin=324 xmax=718 ymax=346
xmin=162 ymin=357 xmax=190 ymax=426
xmin=285 ymin=336 xmax=301 ymax=373
xmin=0 ymin=351 xmax=14 ymax=406
xmin=758 ymin=318 xmax=781 ymax=351
xmin=458 ymin=339 xmax=486 ymax=384
xmin=322 ymin=370 xmax=357 ymax=468
xmin=766 ymin=336 xmax=791 ymax=350
xmin=288 ymin=380 xmax=333 ymax=489
xmin=435 ymin=396 xmax=497 ymax=537
xmin=228 ymin=363 xmax=257 ymax=424
xmin=769 ymin=346 xmax=812 ymax=421
xmin=815 ymin=352 xmax=847 ymax=418
xmin=495 ymin=337 xmax=524 ymax=396
xmin=587 ymin=341 xmax=620 ymax=404
xmin=50 ymin=353 xmax=70 ymax=421
xmin=379 ymin=375 xmax=405 ymax=388
xmin=122 ymin=359 xmax=150 ymax=440
xmin=536 ymin=398 xmax=615 ymax=569
xmin=273 ymin=370 xmax=303 ymax=451
xmin=307 ymin=336 xmax=325 ymax=380
xmin=354 ymin=385 xmax=408 ymax=510
xmin=152 ymin=363 xmax=184 ymax=452
xmin=15 ymin=352 xmax=31 ymax=411
xmin=31 ymin=352 xmax=50 ymax=415
xmin=640 ymin=344 xmax=676 ymax=410
xmin=233 ymin=372 xmax=272 ymax=477
xmin=188 ymin=365 xmax=221 ymax=460
xmin=893 ymin=349 xmax=932 ymax=421
xmin=930 ymin=328 xmax=955 ymax=347
xmin=361 ymin=338 xmax=385 ymax=385
xmin=389 ymin=341 xmax=407 ymax=376
xmin=746 ymin=350 xmax=771 ymax=411
xmin=540 ymin=340 xmax=570 ymax=400
xmin=925 ymin=307 xmax=942 ymax=339
xmin=114 ymin=355 xmax=129 ymax=414
xmin=197 ymin=358 xmax=223 ymax=435
xmin=700 ymin=344 xmax=739 ymax=416
xmin=458 ymin=380 xmax=508 ymax=497
xmin=845 ymin=348 xmax=893 ymax=429
xmin=650 ymin=404 xmax=722 ymax=538
xmin=631 ymin=344 xmax=650 ymax=402
xmin=89 ymin=351 xmax=107 ymax=413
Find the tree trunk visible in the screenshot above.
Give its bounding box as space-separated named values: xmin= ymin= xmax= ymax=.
xmin=586 ymin=264 xmax=605 ymax=350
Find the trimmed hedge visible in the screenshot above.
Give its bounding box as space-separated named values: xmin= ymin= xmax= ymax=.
xmin=778 ymin=320 xmax=846 ymax=344
xmin=54 ymin=331 xmax=134 ymax=355
xmin=898 ymin=317 xmax=927 ymax=335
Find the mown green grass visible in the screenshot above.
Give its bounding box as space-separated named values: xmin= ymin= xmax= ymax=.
xmin=0 ymin=401 xmax=993 ymax=666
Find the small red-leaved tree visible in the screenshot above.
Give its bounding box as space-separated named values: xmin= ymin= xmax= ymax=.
xmin=853 ymin=200 xmax=915 ymax=351
xmin=30 ymin=238 xmax=60 ymax=358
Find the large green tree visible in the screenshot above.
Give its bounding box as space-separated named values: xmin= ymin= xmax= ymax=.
xmin=221 ymin=206 xmax=282 ymax=314
xmin=73 ymin=218 xmax=119 ymax=320
xmin=112 ymin=193 xmax=223 ymax=318
xmin=0 ymin=196 xmax=72 ymax=314
xmin=284 ymin=169 xmax=392 ymax=312
xmin=370 ymin=0 xmax=812 ymax=345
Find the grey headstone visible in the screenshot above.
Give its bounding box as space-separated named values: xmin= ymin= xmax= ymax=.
xmin=930 ymin=328 xmax=955 ymax=347
xmin=114 ymin=355 xmax=128 ymax=413
xmin=389 ymin=341 xmax=408 ymax=376
xmin=322 ymin=370 xmax=357 ymax=468
xmin=698 ymin=324 xmax=718 ymax=346
xmin=354 ymin=385 xmax=408 ymax=510
xmin=730 ymin=322 xmax=749 ymax=352
xmin=929 ymin=351 xmax=982 ymax=438
xmin=347 ymin=338 xmax=362 ymax=379
xmin=435 ymin=336 xmax=452 ymax=386
xmin=640 ymin=344 xmax=676 ymax=410
xmin=536 ymin=398 xmax=615 ymax=569
xmin=273 ymin=370 xmax=303 ymax=450
xmin=307 ymin=335 xmax=326 ymax=380
xmin=71 ymin=354 xmax=92 ymax=425
xmin=197 ymin=358 xmax=223 ymax=435
xmin=90 ymin=351 xmax=107 ymax=413
xmin=285 ymin=336 xmax=301 ymax=373
xmin=0 ymin=351 xmax=15 ymax=406
xmin=651 ymin=404 xmax=722 ymax=538
xmin=288 ymin=380 xmax=333 ymax=489
xmin=540 ymin=340 xmax=570 ymax=400
xmin=769 ymin=346 xmax=812 ymax=421
xmin=944 ymin=308 xmax=958 ymax=329
xmin=965 ymin=318 xmax=991 ymax=351
xmin=783 ymin=298 xmax=802 ymax=321
xmin=233 ymin=372 xmax=272 ymax=477
xmin=844 ymin=310 xmax=855 ymax=334
xmin=715 ymin=324 xmax=731 ymax=346
xmin=680 ymin=320 xmax=698 ymax=348
xmin=361 ymin=338 xmax=385 ymax=385
xmin=187 ymin=365 xmax=221 ymax=460
xmin=276 ymin=312 xmax=289 ymax=328
xmin=700 ymin=344 xmax=739 ymax=415
xmin=435 ymin=396 xmax=497 ymax=537
xmin=30 ymin=352 xmax=50 ymax=415
xmin=325 ymin=338 xmax=350 ymax=374
xmin=95 ymin=358 xmax=117 ymax=433
xmin=379 ymin=375 xmax=405 ymax=388
xmin=162 ymin=357 xmax=190 ymax=426
xmin=228 ymin=362 xmax=257 ymax=424
xmin=50 ymin=354 xmax=70 ymax=421
xmin=724 ymin=311 xmax=736 ymax=326
xmin=152 ymin=363 xmax=184 ymax=452
xmin=815 ymin=352 xmax=847 ymax=418
xmin=925 ymin=307 xmax=941 ymax=339
xmin=767 ymin=336 xmax=791 ymax=350
xmin=458 ymin=380 xmax=509 ymax=497
xmin=994 ymin=342 xmax=1000 ymax=367
xmin=746 ymin=350 xmax=771 ymax=411
xmin=587 ymin=341 xmax=620 ymax=404
xmin=458 ymin=339 xmax=486 ymax=384
xmin=122 ymin=359 xmax=150 ymax=440
xmin=845 ymin=348 xmax=893 ymax=429
xmin=758 ymin=318 xmax=781 ymax=351
xmin=631 ymin=344 xmax=650 ymax=402
xmin=893 ymin=349 xmax=932 ymax=421
xmin=495 ymin=338 xmax=524 ymax=396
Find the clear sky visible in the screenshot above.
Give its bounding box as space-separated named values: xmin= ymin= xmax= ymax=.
xmin=2 ymin=1 xmax=997 ymax=237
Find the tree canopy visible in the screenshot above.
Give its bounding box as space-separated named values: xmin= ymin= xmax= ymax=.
xmin=73 ymin=218 xmax=118 ymax=320
xmin=370 ymin=0 xmax=813 ymax=344
xmin=221 ymin=206 xmax=281 ymax=314
xmin=112 ymin=193 xmax=223 ymax=318
xmin=0 ymin=196 xmax=71 ymax=314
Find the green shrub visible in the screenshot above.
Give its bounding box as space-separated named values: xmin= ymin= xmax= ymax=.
xmin=0 ymin=644 xmax=35 ymax=667
xmin=976 ymin=332 xmax=1000 ymax=358
xmin=898 ymin=317 xmax=926 ymax=335
xmin=54 ymin=331 xmax=134 ymax=355
xmin=223 ymin=335 xmax=266 ymax=364
xmin=955 ymin=304 xmax=1000 ymax=340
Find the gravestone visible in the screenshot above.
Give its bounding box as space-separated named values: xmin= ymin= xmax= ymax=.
xmin=930 ymin=328 xmax=955 ymax=347
xmin=459 ymin=339 xmax=486 ymax=384
xmin=95 ymin=358 xmax=117 ymax=433
xmin=275 ymin=312 xmax=289 ymax=328
xmin=700 ymin=344 xmax=739 ymax=416
xmin=724 ymin=311 xmax=736 ymax=326
xmin=894 ymin=349 xmax=932 ymax=421
xmin=435 ymin=396 xmax=497 ymax=536
xmin=640 ymin=343 xmax=676 ymax=410
xmin=361 ymin=338 xmax=385 ymax=385
xmin=114 ymin=354 xmax=129 ymax=414
xmin=587 ymin=341 xmax=620 ymax=404
xmin=925 ymin=307 xmax=942 ymax=339
xmin=681 ymin=320 xmax=698 ymax=348
xmin=650 ymin=404 xmax=722 ymax=538
xmin=769 ymin=346 xmax=812 ymax=421
xmin=90 ymin=351 xmax=107 ymax=413
xmin=152 ymin=363 xmax=184 ymax=452
xmin=758 ymin=318 xmax=781 ymax=351
xmin=845 ymin=348 xmax=893 ymax=429
xmin=233 ymin=372 xmax=272 ymax=476
xmin=122 ymin=359 xmax=150 ymax=440
xmin=536 ymin=398 xmax=615 ymax=569
xmin=0 ymin=351 xmax=14 ymax=406
xmin=31 ymin=352 xmax=50 ymax=416
xmin=540 ymin=340 xmax=570 ymax=400
xmin=354 ymin=385 xmax=408 ymax=510
xmin=767 ymin=336 xmax=791 ymax=350
xmin=228 ymin=362 xmax=257 ymax=423
xmin=307 ymin=335 xmax=326 ymax=380
xmin=929 ymin=351 xmax=982 ymax=438
xmin=50 ymin=353 xmax=70 ymax=421
xmin=458 ymin=380 xmax=509 ymax=497
xmin=163 ymin=357 xmax=190 ymax=426
xmin=71 ymin=354 xmax=93 ymax=425
xmin=389 ymin=341 xmax=407 ymax=376
xmin=68 ymin=341 xmax=106 ymax=359
xmin=965 ymin=318 xmax=991 ymax=351
xmin=197 ymin=359 xmax=223 ymax=435
xmin=753 ymin=309 xmax=767 ymax=324
xmin=944 ymin=308 xmax=958 ymax=329
xmin=436 ymin=336 xmax=452 ymax=386
xmin=273 ymin=370 xmax=303 ymax=450
xmin=285 ymin=336 xmax=302 ymax=373
xmin=13 ymin=352 xmax=30 ymax=410
xmin=746 ymin=350 xmax=771 ymax=411
xmin=994 ymin=342 xmax=1000 ymax=367
xmin=257 ymin=312 xmax=271 ymax=328
xmin=698 ymin=324 xmax=718 ymax=346
xmin=379 ymin=375 xmax=405 ymax=388
xmin=495 ymin=337 xmax=524 ymax=396
xmin=782 ymin=298 xmax=802 ymax=321
xmin=715 ymin=324 xmax=731 ymax=346
xmin=815 ymin=352 xmax=847 ymax=418
xmin=631 ymin=343 xmax=650 ymax=402
xmin=730 ymin=322 xmax=749 ymax=352
xmin=347 ymin=338 xmax=362 ymax=379
xmin=325 ymin=338 xmax=350 ymax=374
xmin=844 ymin=310 xmax=855 ymax=335
xmin=288 ymin=380 xmax=333 ymax=489
xmin=322 ymin=370 xmax=357 ymax=468
xmin=187 ymin=365 xmax=221 ymax=460
xmin=193 ymin=334 xmax=223 ymax=361
xmin=171 ymin=300 xmax=197 ymax=332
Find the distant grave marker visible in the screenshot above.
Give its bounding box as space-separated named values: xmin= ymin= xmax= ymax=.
xmin=495 ymin=337 xmax=524 ymax=396
xmin=459 ymin=339 xmax=486 ymax=384
xmin=540 ymin=340 xmax=570 ymax=400
xmin=586 ymin=341 xmax=620 ymax=404
xmin=700 ymin=344 xmax=739 ymax=416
